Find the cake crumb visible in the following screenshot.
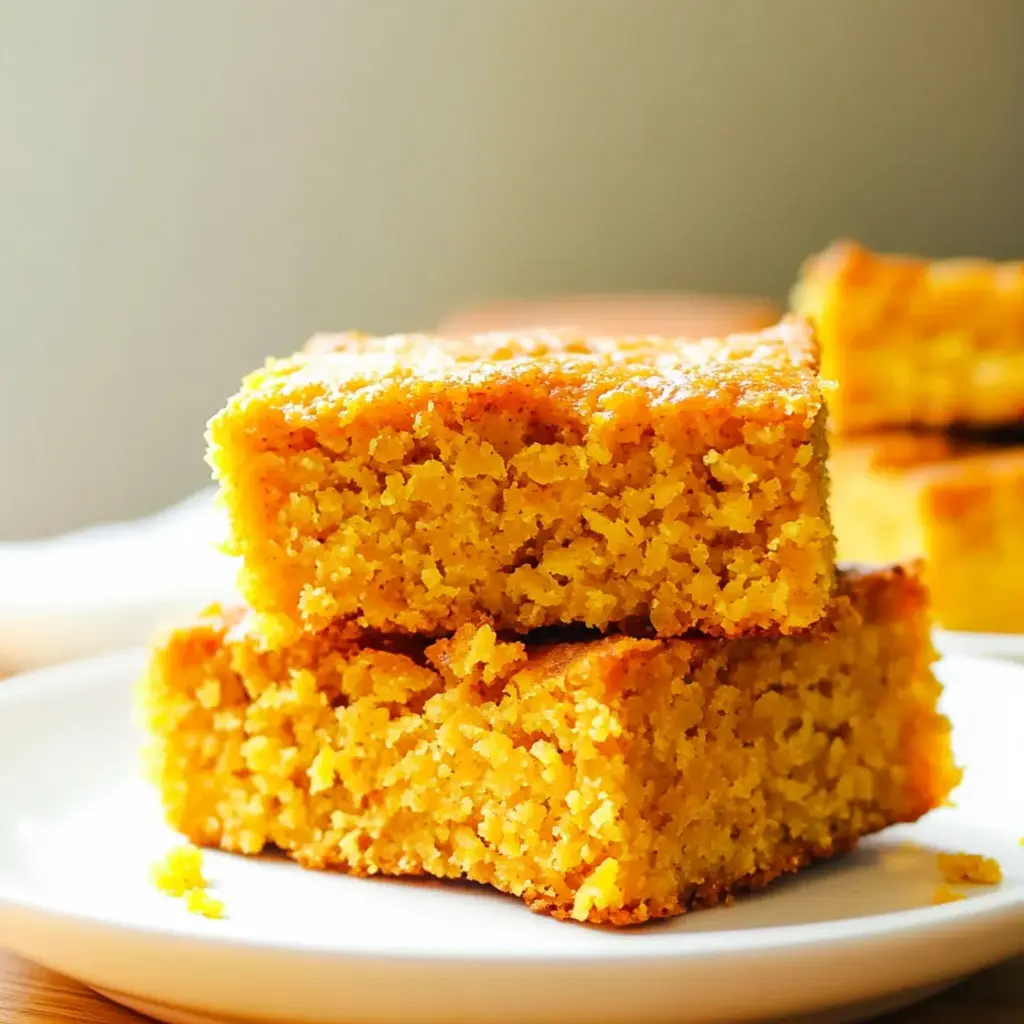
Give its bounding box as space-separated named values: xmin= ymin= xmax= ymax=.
xmin=151 ymin=844 xmax=224 ymax=918
xmin=184 ymin=887 xmax=225 ymax=920
xmin=933 ymin=884 xmax=965 ymax=905
xmin=937 ymin=852 xmax=1002 ymax=885
xmin=150 ymin=844 xmax=207 ymax=897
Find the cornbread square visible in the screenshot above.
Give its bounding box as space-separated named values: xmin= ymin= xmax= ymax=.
xmin=140 ymin=565 xmax=958 ymax=927
xmin=792 ymin=240 xmax=1024 ymax=433
xmin=208 ymin=320 xmax=834 ymax=643
xmin=830 ymin=432 xmax=1024 ymax=633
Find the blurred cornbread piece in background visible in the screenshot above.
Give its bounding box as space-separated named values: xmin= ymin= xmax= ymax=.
xmin=792 ymin=240 xmax=1024 ymax=433
xmin=830 ymin=430 xmax=1024 ymax=633
xmin=438 ymin=291 xmax=780 ymax=339
xmin=208 ymin=320 xmax=834 ymax=645
xmin=140 ymin=565 xmax=957 ymax=926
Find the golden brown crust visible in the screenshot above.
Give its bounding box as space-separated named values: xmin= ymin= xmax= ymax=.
xmin=523 ymin=834 xmax=862 ymax=925
xmin=300 ymin=316 xmax=819 ymax=372
xmin=832 ymin=559 xmax=928 ymax=621
xmin=800 ymin=238 xmax=1023 ymax=287
xmin=276 ymin=321 xmax=823 ymax=444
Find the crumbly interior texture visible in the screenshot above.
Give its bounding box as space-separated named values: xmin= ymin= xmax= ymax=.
xmin=140 ymin=565 xmax=958 ymax=926
xmin=830 ymin=432 xmax=1024 ymax=632
xmin=792 ymin=240 xmax=1024 ymax=433
xmin=208 ymin=321 xmax=834 ymax=644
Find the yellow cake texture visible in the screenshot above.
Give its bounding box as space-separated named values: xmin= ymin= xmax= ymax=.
xmin=207 ymin=320 xmax=834 ymax=645
xmin=792 ymin=240 xmax=1024 ymax=433
xmin=140 ymin=565 xmax=958 ymax=927
xmin=830 ymin=431 xmax=1024 ymax=632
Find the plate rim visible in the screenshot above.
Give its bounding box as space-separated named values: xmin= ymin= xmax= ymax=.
xmin=933 ymin=628 xmax=1024 ymax=659
xmin=0 ymin=646 xmax=1021 ymax=966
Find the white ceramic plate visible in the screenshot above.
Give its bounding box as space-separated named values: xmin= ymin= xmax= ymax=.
xmin=934 ymin=629 xmax=1024 ymax=664
xmin=0 ymin=489 xmax=236 ymax=673
xmin=0 ymin=650 xmax=1021 ymax=1024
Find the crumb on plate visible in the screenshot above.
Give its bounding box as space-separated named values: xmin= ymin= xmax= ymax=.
xmin=150 ymin=844 xmax=224 ymax=918
xmin=933 ymin=884 xmax=966 ymax=905
xmin=150 ymin=843 xmax=207 ymax=896
xmin=936 ymin=852 xmax=1003 ymax=885
xmin=184 ymin=887 xmax=225 ymax=920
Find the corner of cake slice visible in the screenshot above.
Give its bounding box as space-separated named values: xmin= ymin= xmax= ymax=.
xmin=140 ymin=562 xmax=959 ymax=926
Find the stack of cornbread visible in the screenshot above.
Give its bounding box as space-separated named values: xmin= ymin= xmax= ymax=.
xmin=793 ymin=241 xmax=1024 ymax=633
xmin=140 ymin=319 xmax=959 ymax=925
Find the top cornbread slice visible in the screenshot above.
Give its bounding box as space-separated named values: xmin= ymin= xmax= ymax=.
xmin=792 ymin=240 xmax=1024 ymax=433
xmin=207 ymin=319 xmax=834 ymax=643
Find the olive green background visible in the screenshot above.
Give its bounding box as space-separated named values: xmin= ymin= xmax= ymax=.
xmin=2 ymin=0 xmax=1022 ymax=537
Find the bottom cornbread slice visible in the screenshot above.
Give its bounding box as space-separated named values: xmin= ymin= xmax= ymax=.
xmin=140 ymin=564 xmax=959 ymax=926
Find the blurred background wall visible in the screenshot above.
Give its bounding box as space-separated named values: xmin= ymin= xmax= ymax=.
xmin=2 ymin=0 xmax=1023 ymax=538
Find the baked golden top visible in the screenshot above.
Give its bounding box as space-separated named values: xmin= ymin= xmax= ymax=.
xmin=300 ymin=317 xmax=818 ymax=365
xmin=799 ymin=239 xmax=1024 ymax=300
xmin=258 ymin=318 xmax=822 ymax=429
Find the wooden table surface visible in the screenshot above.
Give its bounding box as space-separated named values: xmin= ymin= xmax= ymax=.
xmin=0 ymin=950 xmax=1020 ymax=1023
